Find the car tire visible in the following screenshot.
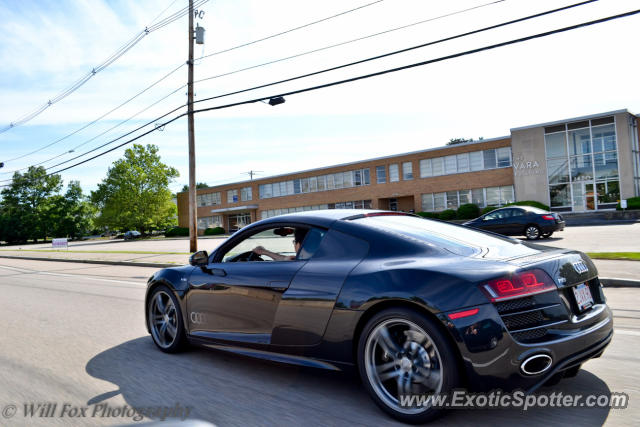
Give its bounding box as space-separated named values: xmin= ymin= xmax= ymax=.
xmin=525 ymin=225 xmax=541 ymax=240
xmin=357 ymin=307 xmax=460 ymax=424
xmin=147 ymin=285 xmax=187 ymax=353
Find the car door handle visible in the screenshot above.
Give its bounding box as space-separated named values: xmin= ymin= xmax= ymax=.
xmin=211 ymin=268 xmax=226 ymax=277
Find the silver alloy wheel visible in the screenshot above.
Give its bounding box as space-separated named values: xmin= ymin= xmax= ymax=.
xmin=526 ymin=226 xmax=540 ymax=240
xmin=364 ymin=318 xmax=443 ymax=415
xmin=149 ymin=291 xmax=179 ymax=349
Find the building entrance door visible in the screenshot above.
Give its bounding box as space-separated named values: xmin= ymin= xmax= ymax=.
xmin=572 ymin=182 xmax=596 ymax=212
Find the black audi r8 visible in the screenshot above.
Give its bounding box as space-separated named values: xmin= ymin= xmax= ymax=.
xmin=145 ymin=210 xmax=612 ymax=423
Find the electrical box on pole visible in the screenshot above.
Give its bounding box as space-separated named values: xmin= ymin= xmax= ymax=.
xmin=195 ymin=25 xmax=205 ymax=44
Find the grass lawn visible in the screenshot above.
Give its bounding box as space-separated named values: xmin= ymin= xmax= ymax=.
xmin=586 ymin=252 xmax=640 ymax=261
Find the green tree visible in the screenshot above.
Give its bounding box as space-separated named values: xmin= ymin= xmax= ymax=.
xmin=47 ymin=181 xmax=96 ymax=239
xmin=91 ymin=144 xmax=179 ymax=234
xmin=181 ymin=182 xmax=208 ymax=192
xmin=447 ymin=137 xmax=473 ymax=146
xmin=0 ymin=166 xmax=62 ymax=242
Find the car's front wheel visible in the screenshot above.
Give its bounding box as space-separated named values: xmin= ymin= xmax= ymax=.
xmin=357 ymin=307 xmax=460 ymax=424
xmin=147 ymin=285 xmax=186 ymax=353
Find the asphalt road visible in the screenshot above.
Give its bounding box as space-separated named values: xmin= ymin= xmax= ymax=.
xmin=0 ymin=258 xmax=638 ymax=426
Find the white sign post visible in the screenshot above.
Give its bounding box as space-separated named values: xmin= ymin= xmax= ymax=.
xmin=52 ymin=238 xmax=68 ymax=250
xmin=621 ymin=199 xmax=627 ymax=210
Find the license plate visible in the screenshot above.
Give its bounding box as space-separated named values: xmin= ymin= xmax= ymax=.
xmin=572 ymin=283 xmax=594 ymax=312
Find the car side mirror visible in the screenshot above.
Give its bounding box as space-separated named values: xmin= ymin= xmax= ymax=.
xmin=189 ymin=250 xmax=209 ymax=267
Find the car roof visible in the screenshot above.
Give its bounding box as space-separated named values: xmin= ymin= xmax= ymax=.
xmin=251 ymin=209 xmax=411 ymax=229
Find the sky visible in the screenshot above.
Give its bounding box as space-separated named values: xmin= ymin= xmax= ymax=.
xmin=0 ymin=0 xmax=638 ymax=194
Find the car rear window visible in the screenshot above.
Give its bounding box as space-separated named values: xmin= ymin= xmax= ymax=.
xmin=353 ymin=215 xmax=540 ymax=259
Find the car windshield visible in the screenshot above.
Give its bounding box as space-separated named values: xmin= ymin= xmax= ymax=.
xmin=354 ymin=215 xmax=541 ymax=259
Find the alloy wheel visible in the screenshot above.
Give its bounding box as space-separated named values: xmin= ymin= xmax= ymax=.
xmin=364 ymin=318 xmax=443 ymax=415
xmin=526 ymin=226 xmax=540 ymax=240
xmin=149 ymin=291 xmax=179 ymax=349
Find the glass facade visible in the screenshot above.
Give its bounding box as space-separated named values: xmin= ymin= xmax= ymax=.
xmin=545 ymin=116 xmax=619 ymax=211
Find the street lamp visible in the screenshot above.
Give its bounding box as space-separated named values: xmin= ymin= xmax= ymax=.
xmin=268 ymin=96 xmax=285 ymax=106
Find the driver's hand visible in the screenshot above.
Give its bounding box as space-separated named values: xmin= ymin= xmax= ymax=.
xmin=253 ymin=246 xmax=267 ymax=255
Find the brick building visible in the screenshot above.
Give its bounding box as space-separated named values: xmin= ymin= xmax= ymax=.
xmin=177 ymin=109 xmax=640 ymax=232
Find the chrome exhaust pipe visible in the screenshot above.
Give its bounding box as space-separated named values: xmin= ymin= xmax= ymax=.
xmin=521 ymin=354 xmax=553 ymax=375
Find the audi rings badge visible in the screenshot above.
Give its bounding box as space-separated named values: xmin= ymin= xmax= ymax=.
xmin=190 ymin=312 xmax=206 ymax=324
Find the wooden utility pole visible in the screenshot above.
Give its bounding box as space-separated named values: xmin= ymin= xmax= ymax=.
xmin=187 ymin=0 xmax=197 ymax=252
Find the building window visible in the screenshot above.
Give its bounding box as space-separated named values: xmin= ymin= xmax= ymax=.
xmin=496 ymin=147 xmax=512 ymax=167
xmin=458 ymin=189 xmax=471 ymax=205
xmin=353 ymin=170 xmax=362 ymax=186
xmin=197 ymin=192 xmax=221 ymax=207
xmin=363 ymin=168 xmax=371 ymax=185
xmin=446 ymin=191 xmax=458 ymax=209
xmin=376 ymin=166 xmax=386 ymax=183
xmin=433 ymin=193 xmax=446 ymax=211
xmin=421 ymin=194 xmax=434 ymax=211
xmin=402 ymin=162 xmax=413 ymax=180
xmin=197 ymin=215 xmax=222 ymax=230
xmin=485 ymin=187 xmax=500 ymax=206
xmin=456 ymin=153 xmax=470 ymax=173
xmin=241 ymin=187 xmax=252 ymax=201
xmin=419 ymin=159 xmax=432 ymax=178
xmin=444 ymin=155 xmax=457 ymax=174
xmin=227 ymin=189 xmax=238 ymax=203
xmin=483 ymin=149 xmax=497 ymax=169
xmin=389 ymin=164 xmax=399 ymax=182
xmin=309 ymin=176 xmax=318 ymax=192
xmin=432 ymin=157 xmax=444 ymax=176
xmin=470 ymin=151 xmax=483 ymax=171
xmin=472 ymin=188 xmax=484 ymax=207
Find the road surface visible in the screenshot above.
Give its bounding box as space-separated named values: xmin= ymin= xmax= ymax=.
xmin=0 ymin=258 xmax=637 ymax=426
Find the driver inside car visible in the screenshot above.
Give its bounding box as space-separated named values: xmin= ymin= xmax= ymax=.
xmin=252 ymin=228 xmax=308 ymax=261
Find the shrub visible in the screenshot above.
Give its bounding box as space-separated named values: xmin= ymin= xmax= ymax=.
xmin=416 ymin=212 xmax=440 ymax=219
xmin=506 ymin=200 xmax=550 ymax=211
xmin=456 ymin=203 xmax=480 ymax=219
xmin=164 ymin=226 xmax=189 ymax=237
xmin=616 ymin=196 xmax=640 ymax=210
xmin=482 ymin=206 xmax=498 ymax=215
xmin=204 ymin=226 xmax=225 ymax=235
xmin=438 ymin=209 xmax=457 ymax=220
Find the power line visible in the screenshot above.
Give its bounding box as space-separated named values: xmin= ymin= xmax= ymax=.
xmin=3 ymin=6 xmax=637 ymax=187
xmin=1 ymin=63 xmax=186 ymax=169
xmin=198 ymin=0 xmax=386 ymax=60
xmin=194 ymin=0 xmax=508 ymax=85
xmin=0 ymin=0 xmax=602 ymax=179
xmin=0 ymin=0 xmax=208 ymax=134
xmin=192 ymin=0 xmax=599 ymax=106
xmin=1 ymin=0 xmax=383 ymax=167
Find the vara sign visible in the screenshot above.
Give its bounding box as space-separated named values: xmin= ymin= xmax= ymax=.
xmin=513 ymin=155 xmax=542 ymax=177
xmin=52 ymin=238 xmax=68 ymax=249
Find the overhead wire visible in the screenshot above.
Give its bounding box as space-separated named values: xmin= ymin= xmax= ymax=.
xmin=7 ymin=6 xmax=633 ymax=187
xmin=1 ymin=0 xmax=386 ymax=168
xmin=0 ymin=0 xmax=208 ymax=134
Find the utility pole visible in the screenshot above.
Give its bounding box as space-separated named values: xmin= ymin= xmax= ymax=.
xmin=187 ymin=0 xmax=197 ymax=252
xmin=244 ymin=170 xmax=263 ymax=180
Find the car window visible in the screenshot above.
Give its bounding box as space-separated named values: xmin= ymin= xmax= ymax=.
xmin=222 ymin=227 xmax=297 ymax=262
xmin=511 ymin=208 xmax=525 ymax=217
xmin=484 ymin=209 xmax=510 ymax=220
xmin=298 ymin=228 xmax=326 ymax=260
xmin=355 ymin=215 xmax=540 ymax=259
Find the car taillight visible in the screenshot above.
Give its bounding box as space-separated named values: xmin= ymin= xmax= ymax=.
xmin=480 ymin=269 xmax=557 ymax=302
xmin=541 ymin=215 xmax=555 ymax=220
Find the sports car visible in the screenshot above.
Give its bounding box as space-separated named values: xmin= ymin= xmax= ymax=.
xmin=145 ymin=210 xmax=612 ymax=423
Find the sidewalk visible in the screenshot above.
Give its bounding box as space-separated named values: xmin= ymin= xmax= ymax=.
xmin=0 ymin=248 xmax=637 ymax=286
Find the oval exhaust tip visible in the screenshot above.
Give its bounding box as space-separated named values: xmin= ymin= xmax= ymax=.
xmin=521 ymin=354 xmax=553 ymax=375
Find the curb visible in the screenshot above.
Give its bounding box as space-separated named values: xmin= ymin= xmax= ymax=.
xmin=0 ymin=255 xmax=176 ymax=269
xmin=2 ymin=254 xmax=639 ymax=287
xmin=599 ymin=277 xmax=640 ymax=288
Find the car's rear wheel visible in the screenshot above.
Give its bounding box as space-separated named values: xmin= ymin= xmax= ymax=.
xmin=147 ymin=285 xmax=186 ymax=353
xmin=357 ymin=308 xmax=460 ymax=424
xmin=525 ymin=225 xmax=541 ymax=240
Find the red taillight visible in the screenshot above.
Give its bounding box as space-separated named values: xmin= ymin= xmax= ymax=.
xmin=480 ymin=269 xmax=556 ymax=302
xmin=541 ymin=215 xmax=555 ymax=220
